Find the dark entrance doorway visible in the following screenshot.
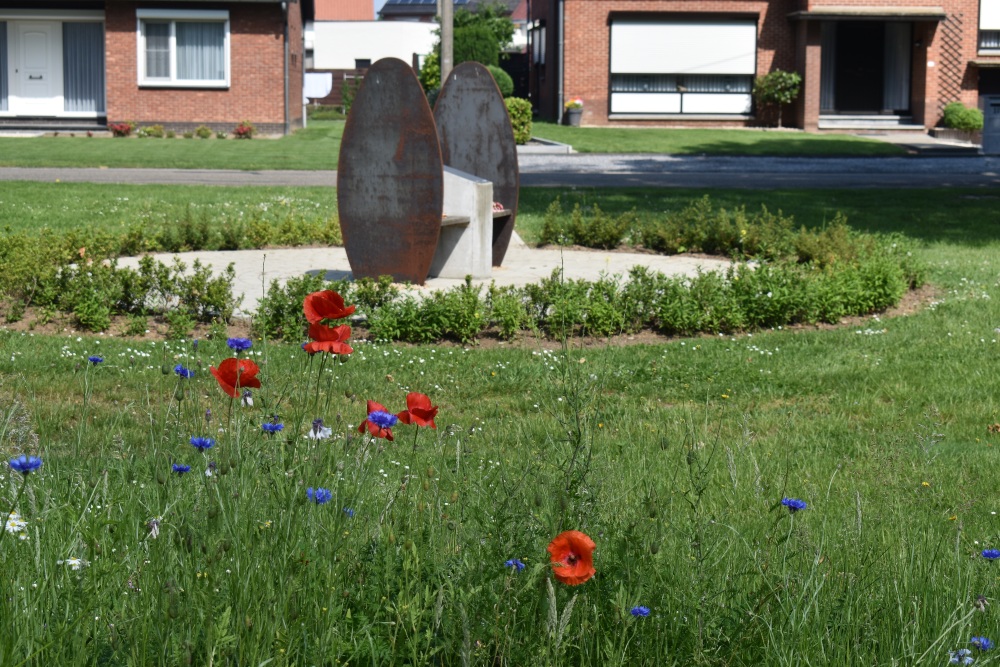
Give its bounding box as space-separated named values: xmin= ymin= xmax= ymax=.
xmin=835 ymin=22 xmax=885 ymax=112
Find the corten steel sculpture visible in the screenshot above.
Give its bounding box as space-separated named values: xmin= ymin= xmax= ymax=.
xmin=434 ymin=62 xmax=520 ymax=267
xmin=337 ymin=58 xmax=444 ymax=285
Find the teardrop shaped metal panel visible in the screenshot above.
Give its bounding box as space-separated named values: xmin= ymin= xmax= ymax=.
xmin=434 ymin=61 xmax=520 ymax=267
xmin=338 ymin=58 xmax=443 ymax=285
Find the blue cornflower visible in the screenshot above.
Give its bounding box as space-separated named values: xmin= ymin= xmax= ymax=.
xmin=504 ymin=558 xmax=525 ymax=572
xmin=226 ymin=337 xmax=252 ymax=352
xmin=174 ymin=364 xmax=194 ymax=379
xmin=368 ymin=411 xmax=398 ymax=429
xmin=781 ymin=497 xmax=808 ymax=513
xmin=950 ymin=648 xmax=974 ymax=665
xmin=190 ymin=436 xmax=216 ymax=452
xmin=343 ymin=507 xmax=355 ymax=518
xmin=9 ymin=455 xmax=42 ymax=475
xmin=972 ymin=636 xmax=994 ymax=651
xmin=262 ymin=422 xmax=284 ymax=434
xmin=172 ymin=464 xmax=191 ymax=475
xmin=306 ymin=487 xmax=333 ymax=504
xmin=88 ymin=356 xmax=104 ymax=364
xmin=630 ymin=606 xmax=651 ymax=617
xmin=982 ymin=549 xmax=1000 ymax=560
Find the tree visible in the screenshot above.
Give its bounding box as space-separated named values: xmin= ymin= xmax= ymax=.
xmin=419 ymin=2 xmax=515 ymax=92
xmin=752 ymin=70 xmax=802 ymax=128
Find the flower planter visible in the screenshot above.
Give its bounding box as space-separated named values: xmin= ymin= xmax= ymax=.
xmin=565 ymin=108 xmax=583 ymax=127
xmin=930 ymin=127 xmax=982 ymax=145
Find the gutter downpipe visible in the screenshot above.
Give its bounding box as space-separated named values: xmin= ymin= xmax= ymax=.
xmin=283 ymin=1 xmax=291 ymax=135
xmin=556 ymin=0 xmax=564 ymax=124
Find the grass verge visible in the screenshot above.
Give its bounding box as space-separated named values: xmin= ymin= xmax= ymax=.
xmin=0 ymin=121 xmax=344 ymax=171
xmin=530 ymin=121 xmax=908 ymax=156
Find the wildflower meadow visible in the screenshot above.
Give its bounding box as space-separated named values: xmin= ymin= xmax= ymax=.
xmin=2 ymin=246 xmax=1000 ymax=666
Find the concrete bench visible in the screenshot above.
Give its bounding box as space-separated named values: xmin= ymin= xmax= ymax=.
xmin=429 ymin=166 xmax=505 ymax=279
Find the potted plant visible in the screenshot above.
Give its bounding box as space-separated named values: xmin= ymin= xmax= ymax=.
xmin=564 ymin=98 xmax=583 ymax=127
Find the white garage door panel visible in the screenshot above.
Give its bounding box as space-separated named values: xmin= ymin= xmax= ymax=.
xmin=611 ymin=92 xmax=682 ymax=113
xmin=983 ymin=0 xmax=1000 ymax=30
xmin=682 ymin=93 xmax=752 ymax=114
xmin=611 ymin=21 xmax=757 ymax=75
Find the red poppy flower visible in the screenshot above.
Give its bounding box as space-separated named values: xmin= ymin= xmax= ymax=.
xmin=396 ymin=392 xmax=438 ymax=428
xmin=547 ymin=530 xmax=596 ymax=586
xmin=209 ymin=357 xmax=262 ymax=398
xmin=303 ymin=323 xmax=354 ymax=355
xmin=357 ymin=400 xmax=396 ymax=441
xmin=303 ymin=290 xmax=355 ymax=325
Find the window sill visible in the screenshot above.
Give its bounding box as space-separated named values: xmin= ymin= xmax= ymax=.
xmin=138 ymin=81 xmax=230 ymax=90
xmin=609 ymin=113 xmax=753 ymax=121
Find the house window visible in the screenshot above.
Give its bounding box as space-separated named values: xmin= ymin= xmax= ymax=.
xmin=609 ymin=19 xmax=756 ymax=114
xmin=531 ymin=24 xmax=545 ymax=65
xmin=136 ymin=9 xmax=229 ymax=87
xmin=981 ymin=1 xmax=1000 ymax=52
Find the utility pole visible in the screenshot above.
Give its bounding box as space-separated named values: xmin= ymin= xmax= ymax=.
xmin=440 ymin=0 xmax=454 ymax=81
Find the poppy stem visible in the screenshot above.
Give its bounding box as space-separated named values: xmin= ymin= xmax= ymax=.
xmin=411 ymin=425 xmax=420 ymax=453
xmin=311 ymin=353 xmax=328 ymax=422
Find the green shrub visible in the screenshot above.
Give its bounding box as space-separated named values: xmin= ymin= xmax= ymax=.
xmin=182 ymin=131 xmax=194 ymax=139
xmin=136 ymin=124 xmax=165 ymax=138
xmin=942 ymin=101 xmax=984 ymax=130
xmin=487 ymin=65 xmax=514 ymax=97
xmin=252 ymin=274 xmax=330 ymax=342
xmin=454 ymin=24 xmax=500 ymax=67
xmin=342 ymin=77 xmax=363 ymax=115
xmin=195 ymin=125 xmax=213 ymax=139
xmin=505 ymin=97 xmax=532 ymax=145
xmin=752 ymin=70 xmax=802 ymax=128
xmin=232 ymin=121 xmax=256 ymax=140
xmin=540 ymin=199 xmax=633 ymax=249
xmin=419 ymin=50 xmax=441 ymax=93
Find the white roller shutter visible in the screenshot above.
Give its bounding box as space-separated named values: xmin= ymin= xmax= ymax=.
xmin=610 ymin=20 xmax=757 ymax=75
xmin=982 ymin=0 xmax=1000 ymax=30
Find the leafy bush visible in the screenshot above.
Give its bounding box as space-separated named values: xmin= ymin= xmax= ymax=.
xmin=195 ymin=125 xmax=213 ymax=139
xmin=307 ymin=105 xmax=348 ymax=121
xmin=540 ymin=199 xmax=634 ymax=249
xmin=136 ymin=125 xmax=165 ymax=139
xmin=419 ymin=50 xmax=441 ymax=93
xmin=108 ymin=121 xmax=135 ymax=138
xmin=232 ymin=121 xmax=256 ymax=140
xmin=342 ymin=77 xmax=363 ymax=115
xmin=505 ymin=97 xmax=532 ymax=145
xmin=942 ymin=102 xmax=984 ymax=130
xmin=182 ymin=132 xmax=194 ymax=139
xmin=454 ymin=24 xmax=500 ymax=67
xmin=487 ymin=65 xmax=514 ymax=97
xmin=752 ymin=70 xmax=802 ymax=128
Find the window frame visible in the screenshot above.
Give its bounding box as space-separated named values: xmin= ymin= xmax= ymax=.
xmin=135 ymin=9 xmax=230 ymax=88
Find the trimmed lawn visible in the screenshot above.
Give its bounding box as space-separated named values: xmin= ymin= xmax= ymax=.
xmin=531 ymin=121 xmax=908 ymax=156
xmin=0 ymin=121 xmax=344 ymax=171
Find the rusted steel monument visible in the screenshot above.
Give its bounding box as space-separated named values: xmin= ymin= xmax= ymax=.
xmin=338 ymin=58 xmax=520 ymax=285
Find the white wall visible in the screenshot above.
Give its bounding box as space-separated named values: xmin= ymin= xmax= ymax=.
xmin=312 ymin=21 xmax=436 ymax=70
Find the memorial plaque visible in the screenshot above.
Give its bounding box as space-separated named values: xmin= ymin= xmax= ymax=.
xmin=434 ymin=62 xmax=520 ymax=266
xmin=338 ymin=58 xmax=444 ymax=284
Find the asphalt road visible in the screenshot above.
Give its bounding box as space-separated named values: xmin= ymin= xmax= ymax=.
xmin=1 ymin=154 xmax=999 ymax=188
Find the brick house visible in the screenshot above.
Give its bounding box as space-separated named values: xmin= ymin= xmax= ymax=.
xmin=529 ymin=0 xmax=1000 ymax=131
xmin=0 ymin=0 xmax=303 ymax=134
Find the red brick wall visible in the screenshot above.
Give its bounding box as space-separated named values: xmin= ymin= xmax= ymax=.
xmin=536 ymin=0 xmax=987 ymax=130
xmin=106 ymin=1 xmax=300 ymax=134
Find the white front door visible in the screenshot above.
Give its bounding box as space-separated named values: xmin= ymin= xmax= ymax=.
xmin=9 ymin=21 xmax=63 ymax=115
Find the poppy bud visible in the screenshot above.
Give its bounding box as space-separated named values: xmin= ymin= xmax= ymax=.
xmin=534 ymin=494 xmax=543 ymax=507
xmin=650 ymin=542 xmax=660 ymax=555
xmin=403 ymin=539 xmax=414 ymax=551
xmin=156 ymin=470 xmax=167 ymax=485
xmin=426 ymin=467 xmax=435 ymax=479
xmin=417 ymin=502 xmax=425 ymax=512
xmin=168 ymin=592 xmax=179 ymax=619
xmin=447 ymin=521 xmax=456 ymax=531
xmin=387 ymin=532 xmax=396 ymax=544
xmin=220 ymin=540 xmax=231 ymax=553
xmin=244 ymin=615 xmax=253 ymax=629
xmin=422 ymin=480 xmax=430 ymax=491
xmin=161 ymin=365 xmax=170 ymax=375
xmin=342 ymin=590 xmax=350 ymax=599
xmin=450 ymin=491 xmax=459 ymax=503
xmin=174 ymin=387 xmax=185 ymax=402
xmin=338 ymin=354 xmax=350 ymax=364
